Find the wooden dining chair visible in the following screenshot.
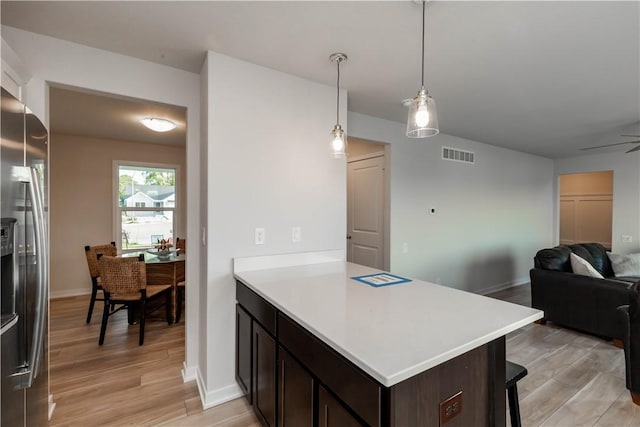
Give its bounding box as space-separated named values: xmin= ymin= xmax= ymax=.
xmin=84 ymin=242 xmax=117 ymax=324
xmin=97 ymin=254 xmax=172 ymax=345
xmin=175 ymin=259 xmax=186 ymax=323
xmin=175 ymin=237 xmax=186 ymax=255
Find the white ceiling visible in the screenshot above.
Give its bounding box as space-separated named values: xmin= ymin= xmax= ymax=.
xmin=2 ymin=1 xmax=639 ymax=158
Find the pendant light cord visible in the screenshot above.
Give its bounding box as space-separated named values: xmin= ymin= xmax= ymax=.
xmin=421 ymin=0 xmax=425 ymax=88
xmin=336 ymin=59 xmax=341 ymax=124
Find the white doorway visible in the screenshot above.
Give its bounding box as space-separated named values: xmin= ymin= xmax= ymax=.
xmin=347 ymin=138 xmax=389 ymax=270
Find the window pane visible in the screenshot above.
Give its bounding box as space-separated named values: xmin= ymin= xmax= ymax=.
xmin=119 ymin=165 xmax=176 ymax=208
xmin=121 ymin=210 xmax=174 ymax=250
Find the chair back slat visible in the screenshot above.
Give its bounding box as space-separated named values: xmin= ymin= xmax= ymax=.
xmin=98 ymin=255 xmax=146 ymax=295
xmin=176 ymin=237 xmax=186 ymax=255
xmin=84 ymin=242 xmax=117 ymax=278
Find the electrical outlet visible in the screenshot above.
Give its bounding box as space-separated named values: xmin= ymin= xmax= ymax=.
xmin=254 ymin=227 xmax=265 ymax=245
xmin=622 ymin=235 xmax=633 ymax=243
xmin=439 ymin=391 xmax=462 ymax=425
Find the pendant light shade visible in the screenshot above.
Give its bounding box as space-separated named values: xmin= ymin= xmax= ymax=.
xmin=329 ymin=53 xmax=347 ymax=158
xmin=407 ymin=88 xmax=439 ymax=138
xmin=331 ymin=124 xmax=346 ymax=156
xmin=407 ymin=1 xmax=439 ymax=138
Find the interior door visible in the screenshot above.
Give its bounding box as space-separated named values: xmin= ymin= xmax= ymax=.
xmin=347 ymin=155 xmax=384 ymax=269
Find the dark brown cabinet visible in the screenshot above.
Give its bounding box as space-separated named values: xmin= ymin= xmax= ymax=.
xmin=318 ymin=385 xmax=363 ymax=427
xmin=278 ymin=347 xmax=314 ymax=427
xmin=235 ymin=305 xmax=252 ymax=401
xmin=253 ymin=321 xmax=277 ymax=427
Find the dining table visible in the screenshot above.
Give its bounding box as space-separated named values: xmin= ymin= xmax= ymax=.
xmin=121 ymin=249 xmax=185 ymax=323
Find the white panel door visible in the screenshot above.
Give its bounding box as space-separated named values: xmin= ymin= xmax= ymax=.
xmin=347 ymin=156 xmax=384 ymax=269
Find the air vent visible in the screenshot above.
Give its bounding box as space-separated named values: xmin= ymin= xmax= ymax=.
xmin=442 ymin=147 xmax=475 ymax=164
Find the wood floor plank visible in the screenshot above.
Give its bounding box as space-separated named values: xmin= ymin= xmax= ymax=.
xmin=594 ymin=390 xmax=640 ymax=427
xmin=518 ymin=378 xmax=580 ymax=426
xmin=542 ymin=373 xmax=625 ymax=426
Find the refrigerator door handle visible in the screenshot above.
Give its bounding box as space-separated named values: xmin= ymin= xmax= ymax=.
xmin=15 ymin=166 xmax=47 ymax=389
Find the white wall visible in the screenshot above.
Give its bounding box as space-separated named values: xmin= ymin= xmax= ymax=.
xmin=555 ymin=151 xmax=640 ymax=253
xmin=1 ymin=25 xmax=202 ymax=377
xmin=49 ymin=133 xmax=186 ymax=298
xmin=200 ymin=51 xmax=346 ymax=406
xmin=348 ymin=112 xmax=555 ymax=294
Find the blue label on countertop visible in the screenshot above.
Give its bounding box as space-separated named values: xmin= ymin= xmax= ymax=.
xmin=351 ymin=273 xmax=412 ymax=287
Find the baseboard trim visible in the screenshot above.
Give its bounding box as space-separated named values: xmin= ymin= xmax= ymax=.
xmin=182 ymin=361 xmax=198 ymax=382
xmin=48 ymin=394 xmax=56 ymax=421
xmin=194 ymin=367 xmax=243 ymax=410
xmin=50 ymin=289 xmax=91 ymax=299
xmin=478 ymin=279 xmax=529 ymax=296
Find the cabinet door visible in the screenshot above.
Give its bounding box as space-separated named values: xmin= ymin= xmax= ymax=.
xmin=236 ymin=305 xmax=252 ymax=400
xmin=253 ymin=321 xmax=277 ymax=427
xmin=318 ymin=385 xmax=363 ymax=427
xmin=278 ymin=347 xmax=314 ymax=427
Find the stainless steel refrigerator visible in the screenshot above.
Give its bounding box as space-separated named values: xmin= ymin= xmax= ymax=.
xmin=1 ymin=87 xmax=50 ymax=426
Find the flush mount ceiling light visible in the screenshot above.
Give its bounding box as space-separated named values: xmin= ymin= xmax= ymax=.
xmin=406 ymin=0 xmax=439 ymax=138
xmin=329 ymin=52 xmax=348 ymax=158
xmin=140 ymin=117 xmax=176 ymax=132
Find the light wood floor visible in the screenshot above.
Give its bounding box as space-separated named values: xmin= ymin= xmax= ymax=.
xmin=48 ymin=295 xmax=260 ymax=426
xmin=49 ymin=286 xmax=640 ymax=426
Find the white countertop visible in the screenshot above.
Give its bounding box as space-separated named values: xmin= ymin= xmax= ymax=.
xmin=234 ymin=253 xmax=542 ymax=387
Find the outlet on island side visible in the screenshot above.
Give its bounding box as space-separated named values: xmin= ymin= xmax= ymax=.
xmin=439 ymin=391 xmax=462 ymax=425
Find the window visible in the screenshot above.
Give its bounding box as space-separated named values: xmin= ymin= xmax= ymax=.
xmin=115 ymin=162 xmax=179 ymax=252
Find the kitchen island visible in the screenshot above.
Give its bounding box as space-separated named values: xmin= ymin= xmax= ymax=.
xmin=234 ymin=251 xmax=542 ymax=427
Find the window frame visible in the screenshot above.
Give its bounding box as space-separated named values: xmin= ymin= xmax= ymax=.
xmin=113 ymin=160 xmax=181 ymax=253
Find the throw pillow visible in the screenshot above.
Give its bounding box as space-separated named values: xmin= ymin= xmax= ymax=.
xmin=607 ymin=252 xmax=640 ymax=277
xmin=570 ymin=253 xmax=604 ymax=278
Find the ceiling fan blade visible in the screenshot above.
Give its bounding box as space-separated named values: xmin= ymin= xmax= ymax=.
xmin=626 ymin=145 xmax=640 ymax=153
xmin=580 ymin=141 xmax=639 ymax=150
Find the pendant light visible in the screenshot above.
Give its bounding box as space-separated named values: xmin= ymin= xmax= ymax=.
xmin=406 ymin=0 xmax=439 ymax=138
xmin=329 ymin=53 xmax=347 ymax=158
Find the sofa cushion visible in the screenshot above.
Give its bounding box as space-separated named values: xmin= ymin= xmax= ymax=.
xmin=568 ymin=243 xmax=614 ymax=277
xmin=534 ymin=246 xmax=572 ymax=271
xmin=570 ymin=253 xmax=604 ymax=278
xmin=607 ymin=252 xmax=640 ymax=277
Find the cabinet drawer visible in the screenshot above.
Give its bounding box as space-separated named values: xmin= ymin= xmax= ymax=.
xmin=236 ymin=280 xmax=276 ymax=336
xmin=278 ymin=313 xmax=381 ymax=427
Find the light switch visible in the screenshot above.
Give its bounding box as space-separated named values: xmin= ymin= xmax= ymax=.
xmin=291 ymin=227 xmax=301 ymax=243
xmin=402 ymin=242 xmax=409 ymax=254
xmin=255 ymin=227 xmax=265 ymax=245
xmin=622 ymin=235 xmax=633 ymax=243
